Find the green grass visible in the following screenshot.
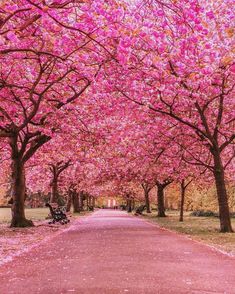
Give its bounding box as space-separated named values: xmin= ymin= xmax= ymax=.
xmin=142 ymin=210 xmax=235 ymax=255
xmin=0 ymin=207 xmax=90 ymax=224
xmin=0 ymin=208 xmax=50 ymax=223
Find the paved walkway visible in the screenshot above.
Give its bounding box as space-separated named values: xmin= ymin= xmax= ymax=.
xmin=0 ymin=209 xmax=235 ymax=294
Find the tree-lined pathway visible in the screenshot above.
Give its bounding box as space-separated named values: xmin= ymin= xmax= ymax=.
xmin=0 ymin=209 xmax=235 ymax=294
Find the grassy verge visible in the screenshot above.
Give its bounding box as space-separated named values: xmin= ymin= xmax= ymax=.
xmin=0 ymin=208 xmax=93 ymax=266
xmin=0 ymin=207 xmax=91 ymax=224
xmin=141 ymin=210 xmax=235 ymax=256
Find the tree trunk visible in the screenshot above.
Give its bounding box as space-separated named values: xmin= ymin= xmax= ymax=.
xmin=89 ymin=196 xmax=92 ymax=206
xmin=86 ymin=194 xmax=89 ymax=211
xmin=10 ymin=157 xmax=33 ymax=227
xmin=50 ymin=178 xmax=59 ymax=203
xmin=87 ymin=196 xmax=90 ymax=207
xmin=73 ymin=191 xmax=80 ymax=213
xmin=92 ymin=196 xmax=95 ymax=207
xmin=132 ymin=198 xmax=135 ymax=211
xmin=156 ymin=185 xmax=166 ymax=217
xmin=144 ymin=189 xmax=151 ymax=213
xmin=179 ymin=180 xmax=186 ymax=222
xmin=127 ymin=197 xmax=132 ymax=213
xmin=213 ymin=152 xmax=233 ymax=232
xmin=66 ymin=189 xmax=72 ymax=212
xmin=49 ymin=161 xmax=72 ymax=205
xmin=80 ymin=191 xmax=85 ymax=211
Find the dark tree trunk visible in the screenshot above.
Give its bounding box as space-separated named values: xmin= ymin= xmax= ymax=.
xmin=66 ymin=189 xmax=73 ymax=212
xmin=87 ymin=196 xmax=90 ymax=207
xmin=92 ymin=196 xmax=95 ymax=207
xmin=73 ymin=191 xmax=80 ymax=213
xmin=80 ymin=191 xmax=85 ymax=211
xmin=10 ymin=137 xmax=33 ymax=227
xmin=156 ymin=185 xmax=166 ymax=217
xmin=49 ymin=160 xmax=72 ymax=205
xmin=179 ymin=180 xmax=186 ymax=222
xmin=179 ymin=178 xmax=193 ymax=222
xmin=142 ymin=183 xmax=153 ymax=213
xmin=213 ymin=152 xmax=233 ymax=232
xmin=89 ymin=196 xmax=92 ymax=206
xmin=50 ymin=178 xmax=59 ymax=203
xmin=126 ymin=196 xmax=132 ymax=213
xmin=144 ymin=190 xmax=151 ymax=213
xmin=86 ymin=194 xmax=89 ymax=211
xmin=156 ymin=179 xmax=172 ymax=218
xmin=132 ymin=198 xmax=135 ymax=211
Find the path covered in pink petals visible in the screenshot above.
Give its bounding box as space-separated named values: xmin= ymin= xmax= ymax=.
xmin=1 ymin=209 xmax=235 ymax=294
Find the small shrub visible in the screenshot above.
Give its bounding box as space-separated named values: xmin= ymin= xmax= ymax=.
xmin=190 ymin=210 xmax=216 ymax=217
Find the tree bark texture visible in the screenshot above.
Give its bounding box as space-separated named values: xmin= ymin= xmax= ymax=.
xmin=213 ymin=151 xmax=233 ymax=232
xmin=10 ymin=136 xmax=33 ymax=227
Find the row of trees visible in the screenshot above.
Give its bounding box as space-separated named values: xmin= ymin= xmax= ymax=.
xmin=0 ymin=0 xmax=234 ymax=232
xmin=0 ymin=0 xmax=123 ymax=226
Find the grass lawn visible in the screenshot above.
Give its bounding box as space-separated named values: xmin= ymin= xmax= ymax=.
xmin=0 ymin=207 xmax=90 ymax=224
xmin=0 ymin=208 xmax=49 ymax=223
xmin=0 ymin=207 xmax=92 ymax=266
xmin=142 ymin=210 xmax=235 ymax=256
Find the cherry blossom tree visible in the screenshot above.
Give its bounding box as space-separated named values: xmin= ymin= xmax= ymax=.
xmin=0 ymin=0 xmax=234 ymax=234
xmin=0 ymin=0 xmax=123 ymax=227
xmin=104 ymin=0 xmax=235 ymax=232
